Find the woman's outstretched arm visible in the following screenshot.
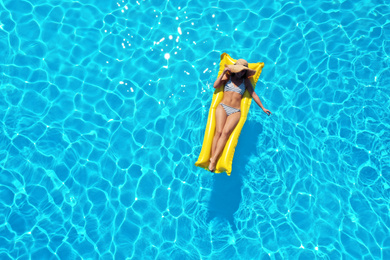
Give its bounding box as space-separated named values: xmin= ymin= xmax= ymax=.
xmin=245 ymin=79 xmax=272 ymax=116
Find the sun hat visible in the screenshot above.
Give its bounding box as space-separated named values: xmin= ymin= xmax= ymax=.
xmin=225 ymin=59 xmax=256 ymax=77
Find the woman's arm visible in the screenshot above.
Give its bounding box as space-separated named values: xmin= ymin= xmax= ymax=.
xmin=213 ymin=67 xmax=230 ymax=88
xmin=245 ymin=79 xmax=272 ymax=116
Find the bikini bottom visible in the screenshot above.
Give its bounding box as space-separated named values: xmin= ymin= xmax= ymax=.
xmin=220 ymin=103 xmax=240 ymax=116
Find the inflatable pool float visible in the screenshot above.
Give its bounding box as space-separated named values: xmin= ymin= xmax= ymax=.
xmin=195 ymin=53 xmax=264 ymax=175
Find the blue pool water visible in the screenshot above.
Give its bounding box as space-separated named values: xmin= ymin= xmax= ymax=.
xmin=1 ymin=0 xmax=390 ymax=259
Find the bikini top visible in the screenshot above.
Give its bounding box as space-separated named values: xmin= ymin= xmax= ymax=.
xmin=224 ymin=79 xmax=246 ymax=95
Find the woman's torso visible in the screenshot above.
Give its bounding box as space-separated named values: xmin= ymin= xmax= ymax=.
xmin=221 ymin=77 xmax=245 ymax=109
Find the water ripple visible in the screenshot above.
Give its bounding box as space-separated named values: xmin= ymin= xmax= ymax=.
xmin=0 ymin=0 xmax=390 ymax=259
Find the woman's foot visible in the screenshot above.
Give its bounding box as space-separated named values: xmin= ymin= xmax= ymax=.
xmin=208 ymin=158 xmax=216 ymax=172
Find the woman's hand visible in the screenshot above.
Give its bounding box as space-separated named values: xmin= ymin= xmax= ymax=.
xmin=263 ymin=108 xmax=272 ymax=116
xmin=223 ymin=67 xmax=231 ymax=74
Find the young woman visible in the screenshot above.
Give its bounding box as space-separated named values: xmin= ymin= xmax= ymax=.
xmin=208 ymin=59 xmax=272 ymax=172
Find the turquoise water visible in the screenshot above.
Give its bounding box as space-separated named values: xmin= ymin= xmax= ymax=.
xmin=1 ymin=0 xmax=390 ymax=259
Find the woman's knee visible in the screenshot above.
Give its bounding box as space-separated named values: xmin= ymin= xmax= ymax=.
xmin=221 ymin=129 xmax=231 ymax=138
xmin=215 ymin=129 xmax=223 ymax=138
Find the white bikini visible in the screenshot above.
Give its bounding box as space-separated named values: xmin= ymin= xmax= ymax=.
xmin=220 ymin=79 xmax=245 ymax=116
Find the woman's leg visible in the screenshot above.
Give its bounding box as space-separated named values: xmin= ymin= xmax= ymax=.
xmin=210 ymin=105 xmax=227 ymax=164
xmin=209 ymin=111 xmax=241 ymax=171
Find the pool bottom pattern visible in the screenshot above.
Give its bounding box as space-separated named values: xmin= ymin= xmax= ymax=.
xmin=1 ymin=0 xmax=390 ymax=259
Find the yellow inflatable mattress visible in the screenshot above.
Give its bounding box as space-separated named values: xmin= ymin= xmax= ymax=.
xmin=195 ymin=53 xmax=264 ymax=175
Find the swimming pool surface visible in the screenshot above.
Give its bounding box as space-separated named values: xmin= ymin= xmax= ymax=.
xmin=1 ymin=0 xmax=390 ymax=259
